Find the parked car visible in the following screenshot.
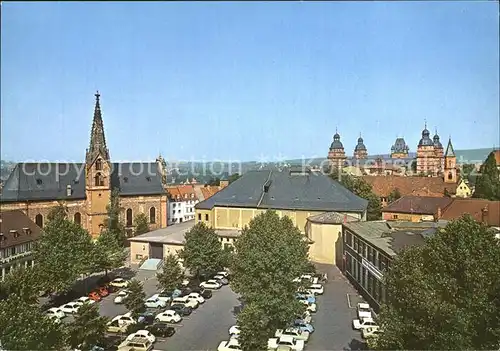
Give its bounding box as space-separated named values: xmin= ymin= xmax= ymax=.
xmin=97 ymin=287 xmax=109 ymax=297
xmin=186 ymin=292 xmax=205 ymax=304
xmin=155 ymin=310 xmax=182 ymax=324
xmin=352 ymin=317 xmax=378 ymax=330
xmin=357 ymin=302 xmax=372 ymax=319
xmin=275 ymin=327 xmax=310 ymax=342
xmin=229 ymin=325 xmax=240 ymax=337
xmin=295 ymin=311 xmax=312 ymax=324
xmin=125 ymin=330 xmax=156 ymax=343
xmin=145 ymin=295 xmax=167 ymax=309
xmin=362 ymin=326 xmax=382 ymax=339
xmin=114 ymin=290 xmax=129 ymax=304
xmin=212 ymin=275 xmax=229 ymax=285
xmin=47 ymin=314 xmax=62 ymax=324
xmin=88 ymin=291 xmax=102 ymax=302
xmin=218 ymin=338 xmax=242 ymax=351
xmin=296 ymin=293 xmax=315 ymax=304
xmin=137 ymin=311 xmax=156 ymax=325
xmin=156 ymin=290 xmax=173 ymax=303
xmin=113 ymin=312 xmax=137 ymax=326
xmin=300 ymin=299 xmax=317 ymax=313
xmin=306 ymin=284 xmax=324 ymax=295
xmin=60 ymin=301 xmax=83 ymax=314
xmin=293 ymin=319 xmax=314 ymax=334
xmin=109 ymin=277 xmax=129 ymax=288
xmin=216 ymin=270 xmax=230 ymax=279
xmin=268 ymin=335 xmax=305 ymax=351
xmin=76 ymin=296 xmax=96 ymax=305
xmin=117 ymin=336 xmax=153 ymax=351
xmin=168 ymin=303 xmax=193 ymax=316
xmin=107 ymin=319 xmax=129 ymax=334
xmin=171 ymin=296 xmax=198 ymax=309
xmin=46 ymin=307 xmax=65 ymax=319
xmin=188 ymin=286 xmax=212 ymax=299
xmin=146 ymin=323 xmax=176 ymax=338
xmin=200 ymin=280 xmax=222 ymax=290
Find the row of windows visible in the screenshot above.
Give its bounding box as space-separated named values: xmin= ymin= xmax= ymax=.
xmin=345 ymin=253 xmax=386 ymax=305
xmin=344 ymin=230 xmax=390 ymax=271
xmin=34 ymin=213 xmax=81 ymax=228
xmin=0 ymin=242 xmax=34 ymax=259
xmin=126 ymin=207 xmax=156 ymax=226
xmin=198 ymin=213 xmax=209 ymax=221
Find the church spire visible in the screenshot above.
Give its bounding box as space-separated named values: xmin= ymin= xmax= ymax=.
xmin=86 ymin=91 xmax=110 ymax=164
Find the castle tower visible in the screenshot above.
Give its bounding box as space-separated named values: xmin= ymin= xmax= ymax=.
xmin=433 ymin=129 xmax=444 ymax=174
xmin=353 ymin=134 xmax=368 ymax=159
xmin=444 ymin=138 xmax=457 ymax=183
xmin=85 ymin=92 xmax=112 ymax=237
xmin=416 ymin=122 xmax=437 ymax=175
xmin=328 ymin=130 xmax=347 ymax=170
xmin=390 ymin=137 xmax=410 ymax=159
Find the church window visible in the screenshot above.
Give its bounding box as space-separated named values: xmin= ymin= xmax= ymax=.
xmin=149 ymin=207 xmax=156 ymax=224
xmin=74 ymin=212 xmax=81 ymax=225
xmin=94 ymin=173 xmax=104 ymax=187
xmin=35 ymin=214 xmax=43 ymax=228
xmin=95 ymin=159 xmax=102 ymax=171
xmin=448 ymin=172 xmax=453 ymax=180
xmin=126 ymin=208 xmax=133 ymax=226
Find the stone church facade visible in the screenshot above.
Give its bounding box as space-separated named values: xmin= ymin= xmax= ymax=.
xmin=0 ymin=92 xmax=168 ymax=238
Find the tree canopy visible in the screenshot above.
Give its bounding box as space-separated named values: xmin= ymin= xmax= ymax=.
xmin=92 ymin=228 xmax=127 ymax=276
xmin=228 ymin=173 xmax=241 ymax=184
xmin=66 ymin=303 xmax=108 ymax=350
xmin=179 ymin=222 xmax=224 ymax=278
xmin=231 ymin=211 xmax=309 ymax=350
xmin=376 ymin=215 xmax=500 ymax=350
xmin=134 ymin=213 xmax=150 ymax=236
xmin=156 ymin=253 xmax=184 ymax=292
xmin=0 ymin=266 xmax=39 ymax=303
xmin=387 ymin=188 xmax=402 ymax=204
xmin=124 ymin=279 xmax=146 ymax=318
xmin=473 ymin=152 xmax=500 ymax=200
xmin=0 ymin=294 xmax=65 ymax=350
xmin=33 ymin=206 xmax=95 ymax=293
xmin=102 ymin=188 xmax=127 ymax=245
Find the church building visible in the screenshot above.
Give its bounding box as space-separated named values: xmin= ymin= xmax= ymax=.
xmin=0 ymin=92 xmax=168 ymax=238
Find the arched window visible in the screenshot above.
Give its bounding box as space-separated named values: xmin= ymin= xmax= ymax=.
xmin=35 ymin=214 xmax=43 ymax=228
xmin=149 ymin=207 xmax=156 ymax=224
xmin=74 ymin=212 xmax=81 ymax=225
xmin=448 ymin=172 xmax=453 ymax=180
xmin=126 ymin=208 xmax=133 ymax=226
xmin=94 ymin=173 xmax=104 ymax=186
xmin=95 ymin=159 xmax=102 ymax=171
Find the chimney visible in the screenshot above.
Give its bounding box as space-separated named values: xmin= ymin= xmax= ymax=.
xmin=481 ymin=205 xmax=489 ymax=226
xmin=435 ymin=207 xmax=442 ymax=221
xmin=66 ymin=184 xmax=72 ymax=197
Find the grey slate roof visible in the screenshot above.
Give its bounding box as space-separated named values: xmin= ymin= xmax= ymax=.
xmin=307 ymin=212 xmax=360 ymax=224
xmin=0 ymin=162 xmax=165 ymax=202
xmin=195 ymin=169 xmax=368 ymax=213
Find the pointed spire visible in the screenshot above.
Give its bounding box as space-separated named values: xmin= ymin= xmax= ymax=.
xmin=445 ymin=137 xmax=455 ymax=157
xmin=86 ymin=91 xmax=110 ymax=164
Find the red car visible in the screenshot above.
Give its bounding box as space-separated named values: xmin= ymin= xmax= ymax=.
xmin=88 ymin=291 xmax=102 ymax=302
xmin=97 ymin=287 xmax=109 ymax=297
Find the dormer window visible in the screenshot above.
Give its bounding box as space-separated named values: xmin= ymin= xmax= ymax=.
xmin=191 ymin=194 xmax=194 ymax=198
xmin=184 ymin=194 xmax=187 ymax=199
xmin=10 ymin=230 xmax=19 ymax=238
xmin=95 ymin=159 xmax=103 ymax=171
xmin=146 ymin=176 xmax=151 ymax=182
xmin=36 ymin=178 xmax=43 ymax=185
xmin=23 ymin=228 xmax=32 ymax=235
xmin=123 ymin=177 xmax=129 ymax=183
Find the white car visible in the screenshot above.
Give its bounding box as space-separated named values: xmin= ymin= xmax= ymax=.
xmin=229 ymin=325 xmax=240 ymax=337
xmin=46 ymin=307 xmax=65 ymax=319
xmin=47 ymin=314 xmax=62 ymax=324
xmin=75 ymin=296 xmax=96 ymax=305
xmin=113 ymin=312 xmax=137 ymax=326
xmin=353 ymin=317 xmax=378 ymax=330
xmin=300 ymin=299 xmax=317 ymax=313
xmin=126 ymin=329 xmax=156 ymax=343
xmin=357 ymin=302 xmax=372 ymax=319
xmin=200 ymin=279 xmax=222 ymax=289
xmin=217 ymin=271 xmax=230 ymax=278
xmin=307 ymin=284 xmax=324 ymax=295
xmin=114 ymin=289 xmax=129 ymax=304
xmin=172 ymin=296 xmax=198 ymax=309
xmin=362 ymin=326 xmax=382 ymax=339
xmin=268 ymin=335 xmax=305 ymax=351
xmin=218 ymin=338 xmax=242 ymax=351
xmin=145 ymin=295 xmax=167 ymax=309
xmin=109 ymin=277 xmax=129 ymax=288
xmin=117 ymin=336 xmax=152 ymax=351
xmin=181 ymin=279 xmax=190 ymax=287
xmin=275 ymin=327 xmax=310 ymax=342
xmin=59 ymin=301 xmax=83 ymax=314
xmin=187 ymin=292 xmax=205 ymax=304
xmin=155 ymin=310 xmax=182 ymax=323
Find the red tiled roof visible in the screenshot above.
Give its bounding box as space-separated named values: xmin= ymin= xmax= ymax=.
xmin=0 ymin=210 xmax=42 ymax=249
xmin=363 ymin=175 xmax=458 ymax=197
xmin=200 ymin=185 xmax=224 ymax=201
xmin=441 ymin=199 xmax=500 ymax=227
xmin=382 ymin=195 xmax=454 ymax=215
xmin=166 ymin=185 xmax=197 ymax=201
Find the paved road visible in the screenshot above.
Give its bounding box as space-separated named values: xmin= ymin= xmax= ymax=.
xmin=307 ymin=264 xmax=366 ymax=351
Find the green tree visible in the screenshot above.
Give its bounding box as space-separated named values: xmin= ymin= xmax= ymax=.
xmin=33 ymin=206 xmax=95 ymax=293
xmin=228 ymin=173 xmax=241 ymax=184
xmin=102 ymin=188 xmax=127 ymax=245
xmin=92 ymin=229 xmax=127 ymax=276
xmin=461 ymin=163 xmax=476 ymax=177
xmin=473 ymin=152 xmax=500 ymax=200
xmin=124 ymin=279 xmax=146 ymax=318
xmin=0 ymin=294 xmax=66 ymax=350
xmin=0 ymin=266 xmax=39 ymax=303
xmin=237 ymin=303 xmax=271 ymax=351
xmin=335 ymin=173 xmax=381 ymax=220
xmin=387 ymin=188 xmax=402 ymax=204
xmin=376 ymin=215 xmax=500 ymax=350
xmin=66 ymin=303 xmax=108 ymax=350
xmin=219 ymin=244 xmax=235 ymax=270
xmin=156 ymin=253 xmax=184 ymax=292
xmin=207 ymin=177 xmax=221 ymax=186
xmin=179 ymin=222 xmax=224 ymax=278
xmin=134 ymin=213 xmax=150 ymax=236
xmin=231 ymin=211 xmax=309 ymax=350
xmin=410 ymin=159 xmax=417 ymax=173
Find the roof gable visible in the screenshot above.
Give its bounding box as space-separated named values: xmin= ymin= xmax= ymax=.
xmin=0 ymin=210 xmax=43 ymax=249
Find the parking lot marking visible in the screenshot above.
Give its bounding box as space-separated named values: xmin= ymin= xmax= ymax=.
xmin=346 ymin=293 xmax=353 ymax=308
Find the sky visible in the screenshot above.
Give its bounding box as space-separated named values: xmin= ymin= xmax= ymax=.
xmin=1 ymin=2 xmax=499 ymax=163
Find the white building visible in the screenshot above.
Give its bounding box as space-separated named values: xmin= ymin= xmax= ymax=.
xmin=167 ymin=185 xmax=199 ymax=225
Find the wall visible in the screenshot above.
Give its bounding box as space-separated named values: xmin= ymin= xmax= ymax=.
xmin=129 ymin=240 xmax=150 ymax=264
xmin=195 ymin=209 xmax=213 ymax=227
xmin=382 ymin=211 xmax=435 ymax=222
xmin=455 ymin=181 xmax=471 ymax=198
xmin=120 ymin=194 xmax=168 ymax=232
xmin=169 ymin=199 xmax=198 ymax=225
xmin=307 ymin=222 xmax=343 ymax=265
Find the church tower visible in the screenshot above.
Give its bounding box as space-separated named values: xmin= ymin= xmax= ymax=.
xmin=328 ymin=130 xmax=347 ymax=171
xmin=353 ymin=133 xmax=368 ymax=159
xmin=85 ymin=92 xmax=112 ymax=237
xmin=444 ymin=138 xmax=457 ymax=184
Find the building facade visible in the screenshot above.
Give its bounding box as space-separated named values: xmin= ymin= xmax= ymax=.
xmin=390 ymin=137 xmax=410 ymax=159
xmin=353 ymin=135 xmax=368 ymax=159
xmin=0 ymin=93 xmax=168 ymax=237
xmin=166 ymin=185 xmax=199 ymax=225
xmin=328 ymin=131 xmax=347 ymax=170
xmin=0 ymin=210 xmax=42 ymax=281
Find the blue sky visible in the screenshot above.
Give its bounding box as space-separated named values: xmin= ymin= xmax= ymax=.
xmin=1 ymin=2 xmax=499 ymax=162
